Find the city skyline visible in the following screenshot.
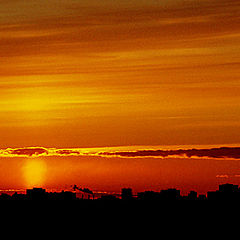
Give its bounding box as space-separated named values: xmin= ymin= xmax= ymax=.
xmin=1 ymin=183 xmax=240 ymax=202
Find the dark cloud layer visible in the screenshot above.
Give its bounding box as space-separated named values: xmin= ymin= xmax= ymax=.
xmin=9 ymin=147 xmax=48 ymax=156
xmin=99 ymin=147 xmax=240 ymax=159
xmin=1 ymin=146 xmax=240 ymax=160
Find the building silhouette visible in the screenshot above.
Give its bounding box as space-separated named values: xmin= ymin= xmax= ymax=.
xmin=121 ymin=188 xmax=133 ymax=200
xmin=1 ymin=183 xmax=240 ymax=202
xmin=187 ymin=191 xmax=198 ymax=200
xmin=207 ymin=183 xmax=240 ymax=201
xmin=27 ymin=188 xmax=47 ymax=200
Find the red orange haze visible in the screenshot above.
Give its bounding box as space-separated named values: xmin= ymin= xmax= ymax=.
xmin=0 ymin=0 xmax=240 ymax=195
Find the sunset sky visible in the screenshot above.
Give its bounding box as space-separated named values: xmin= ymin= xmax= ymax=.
xmin=0 ymin=0 xmax=240 ymax=195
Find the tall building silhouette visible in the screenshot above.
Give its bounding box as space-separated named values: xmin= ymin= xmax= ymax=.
xmin=121 ymin=188 xmax=133 ymax=200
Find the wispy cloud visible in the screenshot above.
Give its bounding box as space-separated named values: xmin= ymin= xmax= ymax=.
xmin=216 ymin=175 xmax=229 ymax=178
xmin=0 ymin=0 xmax=239 ymax=76
xmin=1 ymin=146 xmax=240 ymax=160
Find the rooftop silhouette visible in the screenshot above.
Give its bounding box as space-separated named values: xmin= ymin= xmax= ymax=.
xmin=1 ymin=183 xmax=240 ymax=202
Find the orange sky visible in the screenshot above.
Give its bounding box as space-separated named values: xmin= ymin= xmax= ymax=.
xmin=0 ymin=0 xmax=240 ymax=193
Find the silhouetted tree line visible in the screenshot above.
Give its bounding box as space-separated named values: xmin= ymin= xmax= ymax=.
xmin=1 ymin=183 xmax=240 ymax=201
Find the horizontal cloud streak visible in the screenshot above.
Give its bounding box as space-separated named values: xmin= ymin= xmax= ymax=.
xmin=100 ymin=147 xmax=240 ymax=159
xmin=0 ymin=146 xmax=240 ymax=160
xmin=9 ymin=147 xmax=48 ymax=156
xmin=0 ymin=0 xmax=239 ymax=63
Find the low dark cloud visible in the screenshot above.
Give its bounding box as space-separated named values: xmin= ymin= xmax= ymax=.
xmin=55 ymin=149 xmax=81 ymax=155
xmin=1 ymin=146 xmax=240 ymax=160
xmin=8 ymin=147 xmax=48 ymax=156
xmin=99 ymin=147 xmax=240 ymax=159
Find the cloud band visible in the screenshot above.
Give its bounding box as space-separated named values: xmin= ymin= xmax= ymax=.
xmin=0 ymin=146 xmax=240 ymax=160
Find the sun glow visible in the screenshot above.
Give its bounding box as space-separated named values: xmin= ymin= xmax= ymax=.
xmin=23 ymin=160 xmax=47 ymax=188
